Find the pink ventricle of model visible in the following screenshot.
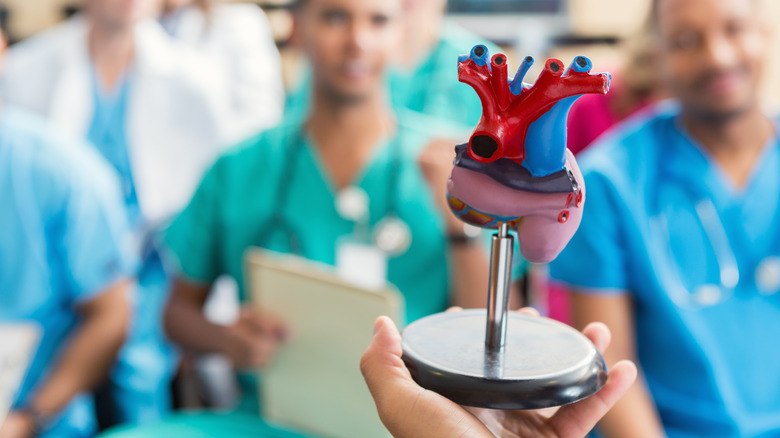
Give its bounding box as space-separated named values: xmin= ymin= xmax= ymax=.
xmin=447 ymin=45 xmax=611 ymax=263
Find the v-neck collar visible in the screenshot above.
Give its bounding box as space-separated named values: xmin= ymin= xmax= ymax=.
xmin=667 ymin=115 xmax=780 ymax=209
xmin=298 ymin=126 xmax=397 ymax=199
xmin=664 ymin=114 xmax=780 ymax=264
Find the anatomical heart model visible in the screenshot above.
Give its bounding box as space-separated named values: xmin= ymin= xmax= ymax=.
xmin=402 ymin=45 xmax=612 ymax=409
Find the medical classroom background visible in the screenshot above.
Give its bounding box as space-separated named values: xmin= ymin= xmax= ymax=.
xmin=2 ymin=0 xmax=780 ymax=110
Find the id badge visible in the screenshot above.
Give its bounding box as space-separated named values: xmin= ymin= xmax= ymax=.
xmin=336 ymin=238 xmax=388 ymax=291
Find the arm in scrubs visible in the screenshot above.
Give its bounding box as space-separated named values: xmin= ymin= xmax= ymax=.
xmin=0 ymin=107 xmax=136 ymax=438
xmin=549 ymin=102 xmax=780 ymax=437
xmin=159 ymin=111 xmax=473 ymax=419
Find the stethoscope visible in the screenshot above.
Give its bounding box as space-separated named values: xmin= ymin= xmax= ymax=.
xmin=650 ymin=129 xmax=780 ymax=309
xmin=253 ymin=123 xmax=412 ymax=258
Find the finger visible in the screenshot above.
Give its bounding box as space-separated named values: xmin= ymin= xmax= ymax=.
xmin=248 ymin=336 xmax=284 ymax=368
xmin=445 ymin=306 xmax=463 ymax=313
xmin=360 ymin=317 xmax=410 ymax=401
xmin=549 ymin=360 xmax=638 ymax=438
xmin=242 ymin=308 xmax=289 ymax=337
xmin=238 ymin=308 xmax=266 ymax=331
xmin=581 ymin=322 xmax=611 ymax=354
xmin=516 ymin=306 xmax=540 ymax=317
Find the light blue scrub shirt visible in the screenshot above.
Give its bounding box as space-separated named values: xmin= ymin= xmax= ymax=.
xmin=550 ymin=101 xmax=780 ymax=437
xmin=0 ymin=106 xmax=136 ymax=437
xmin=87 ymin=73 xmax=173 ymax=423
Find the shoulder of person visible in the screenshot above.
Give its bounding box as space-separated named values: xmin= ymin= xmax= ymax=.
xmin=395 ymin=108 xmax=471 ymax=150
xmin=5 ymin=16 xmax=82 ymax=60
xmin=1 ymin=105 xmax=121 ymax=200
xmin=134 ymin=19 xmax=201 ymax=74
xmin=208 ymin=120 xmax=300 ymax=180
xmin=209 ymin=3 xmax=272 ymax=31
xmin=2 ymin=17 xmax=83 ymax=82
xmin=578 ymin=99 xmax=679 ymax=184
xmin=438 ymin=22 xmax=501 ymax=57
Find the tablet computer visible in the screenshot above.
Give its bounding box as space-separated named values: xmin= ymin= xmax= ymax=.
xmin=245 ymin=248 xmax=404 ymax=438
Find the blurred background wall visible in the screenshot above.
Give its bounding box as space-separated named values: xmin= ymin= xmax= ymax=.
xmin=0 ymin=0 xmax=777 ymax=107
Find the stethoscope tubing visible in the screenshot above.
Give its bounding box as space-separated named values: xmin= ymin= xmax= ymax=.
xmin=254 ymin=123 xmax=405 ymax=256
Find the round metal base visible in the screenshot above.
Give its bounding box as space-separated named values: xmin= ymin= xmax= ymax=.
xmin=401 ymin=309 xmax=607 ymax=410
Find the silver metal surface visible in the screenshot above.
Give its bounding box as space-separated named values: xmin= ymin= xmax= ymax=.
xmin=402 ymin=309 xmax=608 ymax=410
xmin=485 ymin=223 xmax=513 ymax=350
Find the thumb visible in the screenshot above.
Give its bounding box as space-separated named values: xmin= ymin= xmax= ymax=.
xmin=360 ymin=317 xmax=408 ymax=399
xmin=550 ymin=359 xmax=638 ymax=437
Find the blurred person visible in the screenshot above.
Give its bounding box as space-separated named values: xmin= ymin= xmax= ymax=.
xmin=361 ymin=310 xmax=638 ymax=438
xmin=566 ymin=20 xmax=665 ymax=156
xmin=547 ymin=21 xmax=666 ymax=325
xmin=388 ymin=0 xmax=496 ymax=128
xmin=0 ymin=29 xmax=135 ymax=438
xmin=549 ymin=0 xmax=780 ymax=436
xmin=159 ymin=0 xmax=285 ymax=142
xmin=0 ymin=0 xmax=229 ymax=427
xmin=285 ymin=0 xmax=496 ymax=129
xmin=153 ymin=0 xmax=490 ymax=433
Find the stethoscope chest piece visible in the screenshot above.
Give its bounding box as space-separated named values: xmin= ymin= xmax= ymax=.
xmin=756 ymin=256 xmax=780 ymax=295
xmin=693 ymin=284 xmax=723 ymax=307
xmin=374 ymin=215 xmax=412 ymax=256
xmin=335 ymin=185 xmax=412 ymax=256
xmin=335 ymin=186 xmax=370 ymax=222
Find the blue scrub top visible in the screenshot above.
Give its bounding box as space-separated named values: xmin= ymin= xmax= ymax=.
xmin=86 ymin=70 xmax=175 ymax=422
xmin=87 ymin=71 xmax=140 ymax=227
xmin=549 ymin=101 xmax=780 ymax=437
xmin=0 ymin=106 xmax=136 ymax=438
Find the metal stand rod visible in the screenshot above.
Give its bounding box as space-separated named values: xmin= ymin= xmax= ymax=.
xmin=485 ymin=222 xmax=514 ymax=350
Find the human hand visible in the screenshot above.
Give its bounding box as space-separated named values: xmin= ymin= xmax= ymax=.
xmin=360 ymin=308 xmax=637 ymax=438
xmin=221 ymin=307 xmax=290 ymax=370
xmin=418 ymin=138 xmax=463 ymax=232
xmin=0 ymin=412 xmax=34 ymax=438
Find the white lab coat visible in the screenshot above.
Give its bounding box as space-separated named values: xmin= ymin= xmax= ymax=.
xmin=162 ymin=3 xmax=285 ymax=143
xmin=0 ymin=16 xmax=230 ymax=225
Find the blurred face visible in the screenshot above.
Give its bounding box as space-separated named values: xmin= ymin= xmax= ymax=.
xmin=295 ymin=0 xmax=403 ymax=104
xmin=87 ymin=0 xmax=161 ymax=28
xmin=655 ymin=0 xmax=767 ymax=121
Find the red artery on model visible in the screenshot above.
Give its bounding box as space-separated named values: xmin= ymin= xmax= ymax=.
xmin=459 ymin=53 xmax=609 ymax=165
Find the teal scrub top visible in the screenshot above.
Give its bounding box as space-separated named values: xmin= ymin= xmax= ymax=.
xmin=387 ymin=22 xmax=498 ymax=129
xmin=100 ymin=412 xmax=308 ymax=438
xmin=164 ymin=112 xmax=452 ymax=322
xmin=0 ymin=106 xmax=137 ymax=438
xmin=549 ymin=101 xmax=780 ymax=437
xmin=163 ymin=110 xmax=462 ymax=421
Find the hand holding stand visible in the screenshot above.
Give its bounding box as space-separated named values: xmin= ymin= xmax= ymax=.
xmin=401 ymin=223 xmax=606 ymax=409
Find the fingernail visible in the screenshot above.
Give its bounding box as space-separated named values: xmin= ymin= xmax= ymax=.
xmin=373 ymin=317 xmax=383 ymax=335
